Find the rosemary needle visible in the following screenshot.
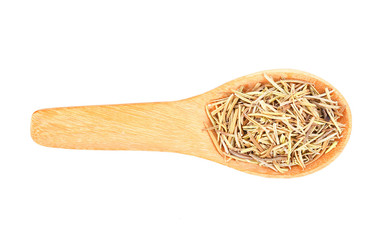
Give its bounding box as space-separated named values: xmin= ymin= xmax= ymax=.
xmin=205 ymin=74 xmax=344 ymax=173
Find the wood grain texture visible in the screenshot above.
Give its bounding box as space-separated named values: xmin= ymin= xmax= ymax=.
xmin=31 ymin=69 xmax=352 ymax=178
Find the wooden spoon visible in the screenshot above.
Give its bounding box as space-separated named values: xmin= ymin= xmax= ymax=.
xmin=31 ymin=69 xmax=352 ymax=178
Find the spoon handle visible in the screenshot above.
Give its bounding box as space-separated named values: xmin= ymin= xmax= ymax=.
xmin=31 ymin=100 xmax=207 ymax=153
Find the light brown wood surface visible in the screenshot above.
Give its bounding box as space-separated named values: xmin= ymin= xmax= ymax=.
xmin=31 ymin=69 xmax=352 ymax=178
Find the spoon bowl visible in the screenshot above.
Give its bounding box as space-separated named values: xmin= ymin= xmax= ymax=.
xmin=31 ymin=69 xmax=352 ymax=178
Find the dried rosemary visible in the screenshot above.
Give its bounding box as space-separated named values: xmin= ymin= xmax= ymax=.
xmin=205 ymin=74 xmax=345 ymax=173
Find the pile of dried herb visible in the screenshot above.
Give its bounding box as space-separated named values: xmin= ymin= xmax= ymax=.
xmin=205 ymin=74 xmax=345 ymax=173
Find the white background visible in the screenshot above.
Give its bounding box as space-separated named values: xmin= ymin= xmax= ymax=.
xmin=0 ymin=1 xmax=383 ymax=239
